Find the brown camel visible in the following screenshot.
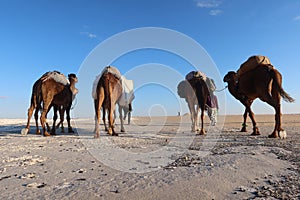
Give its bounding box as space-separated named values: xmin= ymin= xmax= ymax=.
xmin=93 ymin=66 xmax=123 ymax=138
xmin=223 ymin=64 xmax=295 ymax=138
xmin=177 ymin=72 xmax=209 ymax=134
xmin=22 ymin=72 xmax=78 ymax=136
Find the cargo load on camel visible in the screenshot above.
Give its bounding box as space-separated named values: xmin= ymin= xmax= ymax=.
xmin=237 ymin=55 xmax=271 ymax=77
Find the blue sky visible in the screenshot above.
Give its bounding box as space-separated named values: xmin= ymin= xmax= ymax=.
xmin=0 ymin=0 xmax=299 ymax=118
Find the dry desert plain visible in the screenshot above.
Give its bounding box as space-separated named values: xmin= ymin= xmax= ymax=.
xmin=0 ymin=114 xmax=299 ymax=200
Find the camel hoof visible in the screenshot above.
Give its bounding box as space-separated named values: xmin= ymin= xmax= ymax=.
xmin=112 ymin=133 xmax=118 ymax=136
xmin=121 ymin=129 xmax=125 ymax=133
xmin=250 ymin=132 xmax=260 ymax=136
xmin=268 ymin=133 xmax=278 ymax=138
xmin=94 ymin=134 xmax=100 ymax=139
xmin=278 ymin=130 xmax=287 ymax=139
xmin=36 ymin=129 xmax=41 ymax=135
xmin=199 ymin=130 xmax=206 ymax=135
xmin=43 ymin=132 xmax=51 ymax=137
xmin=51 ymin=129 xmax=56 ymax=135
xmin=21 ymin=128 xmax=29 ymax=135
xmin=240 ymin=127 xmax=247 ymax=132
xmin=68 ymin=128 xmax=74 ymax=133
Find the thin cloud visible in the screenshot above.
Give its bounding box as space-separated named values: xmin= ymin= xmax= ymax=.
xmin=209 ymin=9 xmax=222 ymax=16
xmin=294 ymin=15 xmax=300 ymax=21
xmin=0 ymin=96 xmax=8 ymax=99
xmin=80 ymin=31 xmax=97 ymax=39
xmin=195 ymin=0 xmax=223 ymax=16
xmin=195 ymin=0 xmax=221 ymax=8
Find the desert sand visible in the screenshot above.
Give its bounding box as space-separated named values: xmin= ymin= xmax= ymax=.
xmin=0 ymin=114 xmax=299 ymax=200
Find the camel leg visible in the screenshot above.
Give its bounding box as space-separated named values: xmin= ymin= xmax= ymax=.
xmin=128 ymin=112 xmax=131 ymax=125
xmin=187 ymin=101 xmax=196 ymax=132
xmin=268 ymin=97 xmax=282 ymax=138
xmin=56 ymin=106 xmax=65 ymax=133
xmin=66 ymin=105 xmax=74 ymax=133
xmin=108 ymin=103 xmax=118 ymax=136
xmin=40 ymin=102 xmax=51 ymax=137
xmin=247 ymin=106 xmax=260 ymax=135
xmin=94 ymin=87 xmax=104 ymax=138
xmin=34 ymin=107 xmax=41 ymax=134
xmin=241 ymin=108 xmax=248 ymax=132
xmin=268 ymin=105 xmax=281 ymax=138
xmin=128 ymin=103 xmax=132 ymax=125
xmin=22 ymin=105 xmax=35 ymax=135
xmin=51 ymin=105 xmax=58 ymax=135
xmin=199 ymin=107 xmax=206 ymax=135
xmin=195 ymin=105 xmax=200 ymax=132
xmin=94 ymin=99 xmax=101 ymax=138
xmin=102 ymin=107 xmax=108 ymax=132
xmin=119 ymin=106 xmax=125 ymax=132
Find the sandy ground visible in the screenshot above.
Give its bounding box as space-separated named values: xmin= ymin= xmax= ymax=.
xmin=0 ymin=114 xmax=299 ymax=200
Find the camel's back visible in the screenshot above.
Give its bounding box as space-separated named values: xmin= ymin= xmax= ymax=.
xmin=237 ymin=55 xmax=271 ymax=77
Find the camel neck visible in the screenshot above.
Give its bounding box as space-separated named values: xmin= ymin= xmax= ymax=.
xmin=69 ymin=81 xmax=76 ymax=92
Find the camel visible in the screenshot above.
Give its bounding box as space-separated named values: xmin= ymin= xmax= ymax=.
xmin=93 ymin=66 xmax=123 ymax=138
xmin=223 ymin=64 xmax=295 ymax=138
xmin=177 ymin=71 xmax=209 ymax=134
xmin=23 ymin=71 xmax=78 ymax=136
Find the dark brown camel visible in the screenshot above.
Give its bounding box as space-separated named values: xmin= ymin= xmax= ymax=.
xmin=94 ymin=66 xmax=123 ymax=138
xmin=22 ymin=71 xmax=77 ymax=136
xmin=223 ymin=64 xmax=294 ymax=138
xmin=177 ymin=74 xmax=209 ymax=134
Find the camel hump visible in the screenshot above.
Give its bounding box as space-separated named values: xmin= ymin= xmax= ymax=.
xmin=118 ymin=76 xmax=135 ymax=107
xmin=237 ymin=55 xmax=271 ymax=77
xmin=185 ymin=70 xmax=207 ymax=81
xmin=42 ymin=71 xmax=70 ymax=85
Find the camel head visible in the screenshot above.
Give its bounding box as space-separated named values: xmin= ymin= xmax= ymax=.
xmin=223 ymin=71 xmax=237 ymax=83
xmin=68 ymin=73 xmax=78 ymax=83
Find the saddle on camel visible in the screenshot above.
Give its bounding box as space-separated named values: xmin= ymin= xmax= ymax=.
xmin=223 ymin=55 xmax=294 ymax=138
xmin=22 ymin=71 xmax=78 ymax=136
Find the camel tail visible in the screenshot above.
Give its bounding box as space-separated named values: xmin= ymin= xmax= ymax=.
xmin=280 ymin=89 xmax=295 ymax=103
xmin=271 ymin=68 xmax=295 ymax=103
xmin=29 ymin=80 xmax=41 ymax=109
xmin=104 ymin=75 xmax=111 ymax=107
